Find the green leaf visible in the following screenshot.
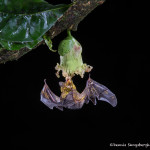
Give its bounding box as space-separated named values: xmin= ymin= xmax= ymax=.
xmin=0 ymin=0 xmax=70 ymax=50
xmin=0 ymin=37 xmax=43 ymax=50
xmin=0 ymin=44 xmax=3 ymax=50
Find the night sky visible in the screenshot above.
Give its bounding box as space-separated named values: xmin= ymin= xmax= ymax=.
xmin=0 ymin=0 xmax=148 ymax=149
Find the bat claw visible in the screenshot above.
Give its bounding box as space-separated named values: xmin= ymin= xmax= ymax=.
xmin=44 ymin=79 xmax=46 ymax=83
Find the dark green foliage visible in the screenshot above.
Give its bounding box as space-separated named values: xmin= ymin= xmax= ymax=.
xmin=0 ymin=0 xmax=70 ymax=50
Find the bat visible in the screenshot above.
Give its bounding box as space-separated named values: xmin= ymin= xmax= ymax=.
xmin=40 ymin=77 xmax=117 ymax=111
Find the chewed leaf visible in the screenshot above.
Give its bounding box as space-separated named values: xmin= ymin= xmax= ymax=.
xmin=0 ymin=0 xmax=70 ymax=50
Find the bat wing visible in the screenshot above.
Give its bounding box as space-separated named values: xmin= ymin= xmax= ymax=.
xmin=86 ymin=78 xmax=117 ymax=107
xmin=40 ymin=80 xmax=86 ymax=111
xmin=40 ymin=80 xmax=64 ymax=111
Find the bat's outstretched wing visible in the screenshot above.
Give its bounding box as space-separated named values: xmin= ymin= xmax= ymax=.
xmin=40 ymin=80 xmax=64 ymax=111
xmin=86 ymin=78 xmax=117 ymax=107
xmin=40 ymin=80 xmax=86 ymax=110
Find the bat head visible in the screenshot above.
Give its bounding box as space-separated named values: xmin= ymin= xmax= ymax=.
xmin=60 ymin=78 xmax=77 ymax=99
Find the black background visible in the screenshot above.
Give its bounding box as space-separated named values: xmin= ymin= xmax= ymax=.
xmin=0 ymin=0 xmax=149 ymax=149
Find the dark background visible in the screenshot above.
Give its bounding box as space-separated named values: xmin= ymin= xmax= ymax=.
xmin=0 ymin=0 xmax=149 ymax=149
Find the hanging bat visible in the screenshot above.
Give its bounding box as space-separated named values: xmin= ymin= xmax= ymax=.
xmin=40 ymin=77 xmax=117 ymax=111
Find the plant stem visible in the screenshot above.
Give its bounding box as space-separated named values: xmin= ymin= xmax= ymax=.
xmin=0 ymin=0 xmax=105 ymax=64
